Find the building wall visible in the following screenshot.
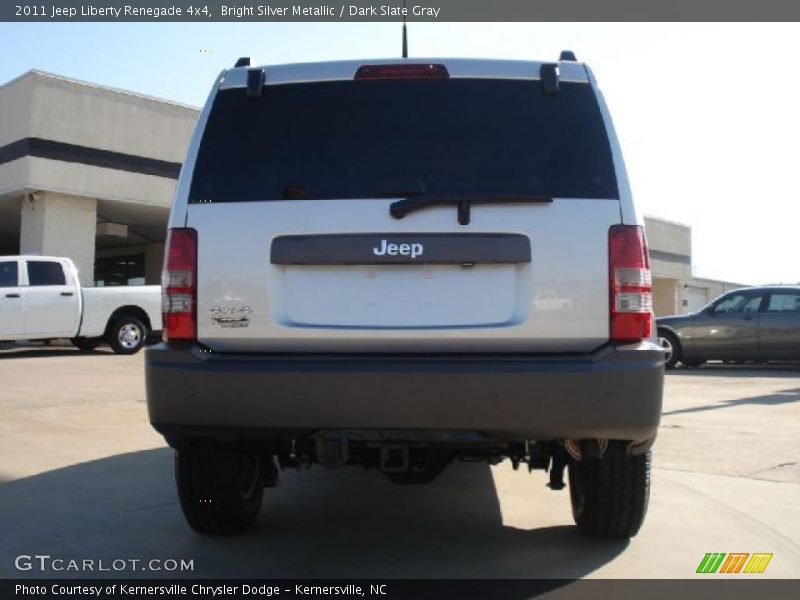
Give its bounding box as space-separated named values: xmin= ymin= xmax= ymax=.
xmin=0 ymin=75 xmax=34 ymax=198
xmin=0 ymin=72 xmax=34 ymax=147
xmin=95 ymin=242 xmax=165 ymax=285
xmin=19 ymin=192 xmax=97 ymax=286
xmin=1 ymin=71 xmax=198 ymax=205
xmin=683 ymin=285 xmax=708 ymax=313
xmin=645 ymin=216 xmax=692 ymax=281
xmin=26 ymin=71 xmax=197 ymax=164
xmin=652 ymin=278 xmax=679 ymax=316
xmin=644 ymin=216 xmax=692 ymax=257
xmin=644 ymin=216 xmax=747 ymax=316
xmin=685 ymin=277 xmax=748 ymax=310
xmin=0 ymin=71 xmax=199 ymax=287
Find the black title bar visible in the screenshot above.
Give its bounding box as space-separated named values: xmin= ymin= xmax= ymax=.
xmin=5 ymin=1 xmax=800 ymax=22
xmin=5 ymin=579 xmax=800 ymax=599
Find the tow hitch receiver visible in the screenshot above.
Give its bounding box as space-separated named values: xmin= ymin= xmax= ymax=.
xmin=517 ymin=441 xmax=568 ymax=490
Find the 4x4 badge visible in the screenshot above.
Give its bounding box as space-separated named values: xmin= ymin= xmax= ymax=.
xmin=209 ymin=306 xmax=252 ymax=328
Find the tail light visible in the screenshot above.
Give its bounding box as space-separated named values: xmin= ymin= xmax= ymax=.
xmin=609 ymin=225 xmax=652 ymax=343
xmin=354 ymin=64 xmax=449 ymax=80
xmin=162 ymin=228 xmax=197 ymax=342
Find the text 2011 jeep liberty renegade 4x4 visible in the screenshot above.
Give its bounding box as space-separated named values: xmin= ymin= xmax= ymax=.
xmin=147 ymin=54 xmax=664 ymax=538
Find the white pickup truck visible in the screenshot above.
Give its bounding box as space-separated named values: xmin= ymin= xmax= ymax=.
xmin=0 ymin=255 xmax=161 ymax=354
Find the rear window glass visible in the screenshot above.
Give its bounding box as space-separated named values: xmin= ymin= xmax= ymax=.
xmin=27 ymin=261 xmax=66 ymax=286
xmin=189 ymin=79 xmax=618 ymax=203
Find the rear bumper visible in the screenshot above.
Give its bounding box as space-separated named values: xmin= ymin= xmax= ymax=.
xmin=146 ymin=343 xmax=663 ymax=444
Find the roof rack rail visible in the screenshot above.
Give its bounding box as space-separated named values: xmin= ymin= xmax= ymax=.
xmin=246 ymin=67 xmax=266 ymax=99
xmin=540 ymin=63 xmax=559 ymax=96
xmin=559 ymin=50 xmax=577 ymax=62
xmin=235 ymin=57 xmax=251 ymax=68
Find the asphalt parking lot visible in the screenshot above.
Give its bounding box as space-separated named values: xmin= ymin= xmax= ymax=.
xmin=0 ymin=346 xmax=798 ymax=579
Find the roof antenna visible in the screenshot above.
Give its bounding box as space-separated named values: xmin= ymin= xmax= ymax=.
xmin=402 ymin=0 xmax=408 ymax=58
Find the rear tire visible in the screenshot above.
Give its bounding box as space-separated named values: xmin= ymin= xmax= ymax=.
xmin=107 ymin=316 xmax=147 ymax=354
xmin=568 ymin=442 xmax=651 ymax=539
xmin=175 ymin=444 xmax=263 ymax=535
xmin=658 ymin=330 xmax=680 ymax=369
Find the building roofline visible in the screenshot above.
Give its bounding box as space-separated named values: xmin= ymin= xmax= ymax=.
xmin=689 ymin=275 xmax=752 ymax=288
xmin=0 ymin=69 xmax=200 ymax=111
xmin=643 ymin=214 xmax=692 ymax=229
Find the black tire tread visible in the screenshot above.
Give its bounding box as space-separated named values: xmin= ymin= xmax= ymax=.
xmin=175 ymin=445 xmax=262 ymax=535
xmin=569 ymin=443 xmax=651 ymax=539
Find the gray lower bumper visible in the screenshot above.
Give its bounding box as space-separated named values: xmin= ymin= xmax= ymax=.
xmin=146 ymin=343 xmax=663 ymax=444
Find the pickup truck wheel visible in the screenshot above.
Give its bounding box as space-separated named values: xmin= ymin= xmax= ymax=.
xmin=657 ymin=330 xmax=681 ymax=369
xmin=568 ymin=443 xmax=651 ymax=539
xmin=175 ymin=445 xmax=263 ymax=535
xmin=108 ymin=316 xmax=147 ymax=354
xmin=71 ymin=337 xmax=101 ymax=352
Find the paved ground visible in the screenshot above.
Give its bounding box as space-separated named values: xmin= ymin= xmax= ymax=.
xmin=0 ymin=346 xmax=798 ymax=580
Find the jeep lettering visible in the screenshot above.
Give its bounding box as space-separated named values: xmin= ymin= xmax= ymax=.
xmin=372 ymin=240 xmax=424 ymax=258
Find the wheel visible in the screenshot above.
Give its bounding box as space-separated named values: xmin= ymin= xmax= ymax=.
xmin=107 ymin=316 xmax=147 ymax=354
xmin=568 ymin=442 xmax=651 ymax=539
xmin=658 ymin=330 xmax=681 ymax=369
xmin=175 ymin=444 xmax=263 ymax=535
xmin=71 ymin=337 xmax=101 ymax=352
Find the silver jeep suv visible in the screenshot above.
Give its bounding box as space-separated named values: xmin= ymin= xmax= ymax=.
xmin=146 ymin=54 xmax=664 ymax=538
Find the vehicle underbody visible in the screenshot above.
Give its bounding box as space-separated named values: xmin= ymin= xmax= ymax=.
xmin=168 ymin=432 xmax=651 ymax=486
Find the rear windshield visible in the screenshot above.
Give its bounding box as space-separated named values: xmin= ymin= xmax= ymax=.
xmin=189 ymin=79 xmax=618 ymax=203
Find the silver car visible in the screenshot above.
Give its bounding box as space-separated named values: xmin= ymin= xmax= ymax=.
xmin=657 ymin=286 xmax=800 ymax=368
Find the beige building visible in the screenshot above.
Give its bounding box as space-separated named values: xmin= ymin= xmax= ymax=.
xmin=0 ymin=70 xmax=745 ymax=312
xmin=645 ymin=216 xmax=747 ymax=315
xmin=0 ymin=70 xmax=197 ymax=286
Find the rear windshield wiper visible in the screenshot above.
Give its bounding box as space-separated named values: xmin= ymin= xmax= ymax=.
xmin=389 ymin=194 xmax=553 ymax=225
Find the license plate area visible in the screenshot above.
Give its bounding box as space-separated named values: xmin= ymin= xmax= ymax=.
xmin=274 ymin=264 xmax=527 ymax=329
xmin=271 ymin=233 xmax=531 ymax=329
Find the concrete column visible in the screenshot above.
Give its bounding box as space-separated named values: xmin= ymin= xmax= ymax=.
xmin=144 ymin=243 xmax=165 ymax=285
xmin=20 ymin=192 xmax=97 ymax=286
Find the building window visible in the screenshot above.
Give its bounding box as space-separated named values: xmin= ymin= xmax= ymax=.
xmin=95 ymin=255 xmax=145 ymax=287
